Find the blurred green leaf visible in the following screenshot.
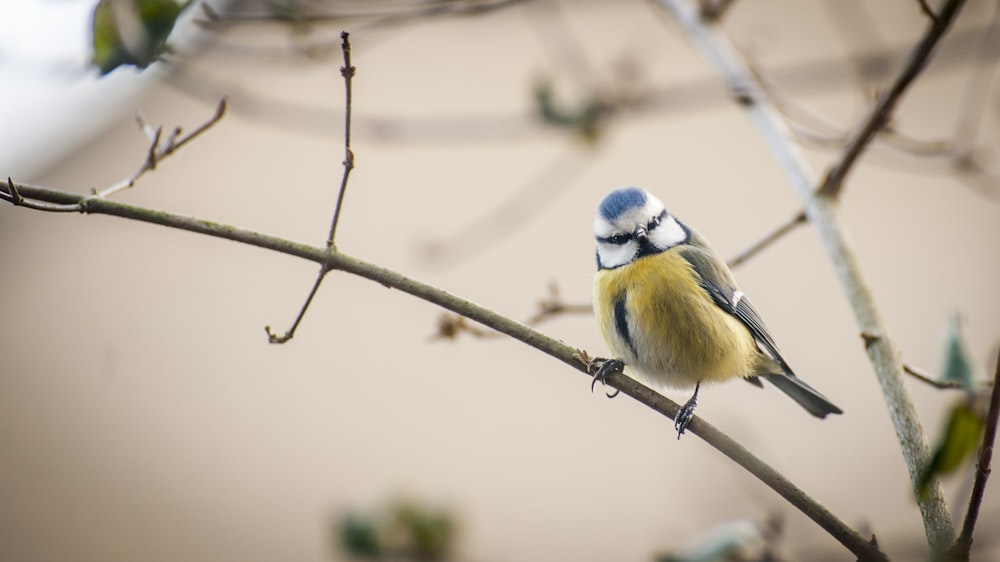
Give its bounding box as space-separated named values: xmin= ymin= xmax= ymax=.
xmin=941 ymin=312 xmax=978 ymax=391
xmin=339 ymin=514 xmax=382 ymax=559
xmin=918 ymin=402 xmax=984 ymax=499
xmin=533 ymin=78 xmax=607 ymax=141
xmin=393 ymin=502 xmax=454 ymax=561
xmin=336 ymin=498 xmax=455 ymax=561
xmin=91 ymin=0 xmax=187 ymax=75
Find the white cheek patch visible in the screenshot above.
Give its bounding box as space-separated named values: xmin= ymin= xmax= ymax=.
xmin=649 ymin=215 xmax=687 ymax=249
xmin=597 ymin=240 xmax=637 ymax=269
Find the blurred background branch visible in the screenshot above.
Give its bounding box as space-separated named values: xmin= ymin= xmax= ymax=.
xmin=2 ymin=1 xmax=999 ymax=561
xmin=654 ymin=0 xmax=967 ymax=554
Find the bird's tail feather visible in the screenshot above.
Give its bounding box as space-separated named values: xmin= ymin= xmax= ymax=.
xmin=761 ymin=373 xmax=843 ymax=418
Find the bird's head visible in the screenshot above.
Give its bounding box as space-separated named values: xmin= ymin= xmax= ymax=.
xmin=594 ymin=187 xmax=688 ymax=270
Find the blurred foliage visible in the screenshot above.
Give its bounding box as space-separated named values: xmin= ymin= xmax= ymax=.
xmin=654 ymin=518 xmax=779 ymax=562
xmin=337 ymin=499 xmax=456 ymax=561
xmin=940 ymin=313 xmax=979 ymax=391
xmin=918 ymin=313 xmax=986 ymax=499
xmin=533 ymin=77 xmax=609 ymax=141
xmin=91 ymin=0 xmax=190 ymax=75
xmin=919 ymin=402 xmax=984 ymax=499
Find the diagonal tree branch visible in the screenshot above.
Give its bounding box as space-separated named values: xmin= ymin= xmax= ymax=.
xmin=950 ymin=347 xmax=1000 ymax=559
xmin=817 ymin=0 xmax=969 ymax=198
xmin=726 ymin=210 xmax=806 ymax=269
xmin=2 ymin=179 xmax=887 ymax=562
xmin=655 ymin=0 xmax=966 ymax=554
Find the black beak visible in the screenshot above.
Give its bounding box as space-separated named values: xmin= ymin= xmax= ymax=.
xmin=633 ymin=225 xmax=648 ymax=243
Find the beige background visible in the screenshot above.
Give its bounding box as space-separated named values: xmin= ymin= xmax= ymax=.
xmin=2 ymin=1 xmax=1000 ymax=560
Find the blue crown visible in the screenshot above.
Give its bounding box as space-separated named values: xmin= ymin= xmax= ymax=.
xmin=598 ymin=187 xmax=647 ymax=220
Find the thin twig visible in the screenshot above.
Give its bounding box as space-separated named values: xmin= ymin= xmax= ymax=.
xmin=758 ymin=63 xmax=1000 ymax=203
xmin=824 ymin=0 xmax=890 ymax=92
xmin=950 ymin=347 xmax=1000 ymax=558
xmin=524 ymin=282 xmax=593 ymax=325
xmin=655 ymin=0 xmax=961 ymax=553
xmin=903 ymin=362 xmax=965 ymax=390
xmin=919 ymin=0 xmax=940 ymax=22
xmin=1 ymin=179 xmax=887 ymax=562
xmin=817 ymin=0 xmax=968 ymax=198
xmin=95 ymin=98 xmax=227 ymax=198
xmin=166 ymin=23 xmax=994 ymax=145
xmin=950 ymin=0 xmax=1000 ymax=159
xmin=432 ymin=313 xmax=497 ymax=340
xmin=2 ymin=177 xmax=81 ymax=212
xmin=267 ymin=32 xmax=357 ymax=345
xmin=326 ymin=31 xmax=356 ymax=248
xmin=698 ymin=0 xmax=735 ymax=21
xmin=726 ymin=211 xmax=806 ymax=269
xmin=265 ymin=271 xmax=329 ymax=343
xmin=434 ymin=282 xmax=592 ymax=340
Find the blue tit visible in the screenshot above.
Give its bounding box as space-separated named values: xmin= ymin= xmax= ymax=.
xmin=590 ymin=186 xmax=842 ymax=437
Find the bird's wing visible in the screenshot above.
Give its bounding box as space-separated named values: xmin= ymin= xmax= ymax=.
xmin=675 ymin=243 xmax=793 ymax=376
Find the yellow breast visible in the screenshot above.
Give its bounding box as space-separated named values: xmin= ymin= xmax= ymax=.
xmin=593 ymin=251 xmax=760 ymax=389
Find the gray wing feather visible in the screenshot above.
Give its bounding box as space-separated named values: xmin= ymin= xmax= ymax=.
xmin=675 ymin=243 xmax=843 ymax=418
xmin=674 ymin=244 xmax=791 ymax=372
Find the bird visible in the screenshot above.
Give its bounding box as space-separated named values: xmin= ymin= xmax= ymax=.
xmin=590 ymin=186 xmax=842 ymax=437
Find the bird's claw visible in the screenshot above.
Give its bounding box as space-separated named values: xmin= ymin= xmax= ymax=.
xmin=587 ymin=357 xmax=623 ymax=398
xmin=674 ymin=395 xmax=698 ymax=439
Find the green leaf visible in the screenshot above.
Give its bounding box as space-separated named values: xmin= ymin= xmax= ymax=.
xmin=90 ymin=0 xmax=185 ymax=75
xmin=335 ymin=499 xmax=455 ymax=561
xmin=533 ymin=78 xmax=607 ymax=141
xmin=393 ymin=502 xmax=454 ymax=561
xmin=918 ymin=402 xmax=984 ymax=498
xmin=941 ymin=312 xmax=978 ymax=391
xmin=338 ymin=514 xmax=382 ymax=559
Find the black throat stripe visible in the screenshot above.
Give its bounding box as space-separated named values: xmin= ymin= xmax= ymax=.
xmin=613 ymin=295 xmax=638 ymax=359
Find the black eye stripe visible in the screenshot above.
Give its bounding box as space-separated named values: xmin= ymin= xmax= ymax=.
xmin=598 ymin=233 xmax=631 ymax=245
xmin=597 ymin=211 xmax=666 ymax=245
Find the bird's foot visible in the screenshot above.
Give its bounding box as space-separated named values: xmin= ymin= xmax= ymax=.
xmin=587 ymin=357 xmax=623 ymax=398
xmin=674 ymin=382 xmax=701 ymax=439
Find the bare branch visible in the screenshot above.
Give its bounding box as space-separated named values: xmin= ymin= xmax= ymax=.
xmin=698 ymin=0 xmax=736 ymax=21
xmin=918 ymin=0 xmax=940 ymax=22
xmin=265 ymin=271 xmax=329 ymax=343
xmin=3 ymin=177 xmax=81 ymax=212
xmin=524 ymin=282 xmax=593 ymax=325
xmin=758 ymin=62 xmax=1000 ymax=203
xmin=1 ymin=179 xmax=887 ymax=562
xmin=166 ymin=23 xmax=995 ymax=146
xmin=824 ymin=0 xmax=891 ymax=92
xmin=433 ymin=282 xmax=591 ymax=341
xmin=950 ymin=0 xmax=1000 ymax=159
xmin=266 ymin=31 xmax=357 ymax=345
xmin=726 ymin=211 xmax=806 ymax=269
xmin=95 ymin=98 xmax=228 ymax=198
xmin=951 ymin=347 xmax=1000 ymax=558
xmin=903 ymin=362 xmax=966 ymax=390
xmin=432 ymin=313 xmax=498 ymax=340
xmin=655 ymin=0 xmax=962 ymax=552
xmin=196 ymin=0 xmax=528 ymax=31
xmin=817 ymin=0 xmax=968 ymax=198
xmin=326 ymin=31 xmax=356 ymax=248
